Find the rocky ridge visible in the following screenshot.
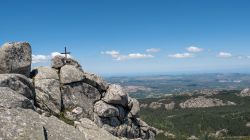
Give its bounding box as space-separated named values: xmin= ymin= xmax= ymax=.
xmin=0 ymin=42 xmax=156 ymax=140
xmin=239 ymin=88 xmax=250 ymax=97
xmin=179 ymin=96 xmax=236 ymax=109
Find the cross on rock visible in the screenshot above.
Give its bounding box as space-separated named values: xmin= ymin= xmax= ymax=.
xmin=61 ymin=46 xmax=71 ymax=59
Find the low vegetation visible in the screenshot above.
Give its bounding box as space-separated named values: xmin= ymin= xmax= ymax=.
xmin=139 ymin=90 xmax=250 ymax=140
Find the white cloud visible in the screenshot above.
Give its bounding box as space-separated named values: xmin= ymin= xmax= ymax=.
xmin=101 ymin=50 xmax=120 ymax=58
xmin=32 ymin=55 xmax=50 ymax=63
xmin=146 ymin=48 xmax=160 ymax=53
xmin=32 ymin=52 xmax=72 ymax=64
xmin=102 ymin=50 xmax=154 ymax=61
xmin=128 ymin=53 xmax=154 ymax=59
xmin=168 ymin=53 xmax=193 ymax=58
xmin=218 ymin=52 xmax=232 ymax=58
xmin=186 ymin=46 xmax=203 ymax=53
xmin=51 ymin=52 xmax=72 ymax=58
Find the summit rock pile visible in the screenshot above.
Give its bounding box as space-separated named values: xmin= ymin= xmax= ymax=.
xmin=0 ymin=42 xmax=156 ymax=140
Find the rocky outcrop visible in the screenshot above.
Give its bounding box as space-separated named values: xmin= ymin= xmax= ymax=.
xmin=60 ymin=65 xmax=85 ymax=84
xmin=0 ymin=74 xmax=35 ymax=100
xmin=74 ymin=118 xmax=122 ymax=140
xmin=187 ymin=135 xmax=199 ymax=140
xmin=208 ymin=129 xmax=228 ymax=139
xmin=0 ymin=77 xmax=123 ymax=140
xmin=83 ymin=72 xmax=109 ymax=93
xmin=180 ymin=96 xmax=236 ymax=109
xmin=32 ymin=67 xmax=61 ymax=115
xmin=102 ymin=84 xmax=128 ymax=107
xmin=129 ymin=97 xmax=140 ymax=117
xmin=51 ymin=55 xmax=81 ymax=69
xmin=164 ymin=132 xmax=176 ymax=139
xmin=239 ymin=88 xmax=250 ymax=97
xmin=0 ymin=42 xmax=32 ymax=77
xmin=53 ymin=56 xmax=156 ymax=139
xmin=0 ymin=87 xmax=34 ymax=110
xmin=0 ymin=108 xmax=87 ymax=140
xmin=246 ymin=122 xmax=250 ymax=127
xmin=149 ymin=102 xmax=163 ymax=109
xmin=140 ymin=104 xmax=148 ymax=108
xmin=165 ymin=102 xmax=175 ymax=111
xmin=0 ymin=42 xmax=156 ymax=140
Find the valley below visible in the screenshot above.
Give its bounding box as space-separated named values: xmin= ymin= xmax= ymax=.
xmin=106 ymin=74 xmax=250 ymax=140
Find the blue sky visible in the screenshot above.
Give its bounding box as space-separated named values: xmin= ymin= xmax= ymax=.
xmin=0 ymin=0 xmax=250 ymax=76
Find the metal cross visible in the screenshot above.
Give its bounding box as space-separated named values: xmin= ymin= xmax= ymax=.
xmin=61 ymin=46 xmax=71 ymax=59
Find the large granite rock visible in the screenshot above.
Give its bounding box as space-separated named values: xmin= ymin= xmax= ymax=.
xmin=94 ymin=101 xmax=119 ymax=117
xmin=74 ymin=118 xmax=124 ymax=140
xmin=51 ymin=55 xmax=81 ymax=69
xmin=32 ymin=67 xmax=59 ymax=80
xmin=179 ymin=96 xmax=236 ymax=109
xmin=0 ymin=42 xmax=31 ymax=77
xmin=60 ymin=65 xmax=85 ymax=84
xmin=32 ymin=67 xmax=61 ymax=115
xmin=0 ymin=74 xmax=35 ymax=100
xmin=239 ymin=88 xmax=250 ymax=97
xmin=83 ymin=72 xmax=109 ymax=93
xmin=35 ymin=79 xmax=61 ymax=115
xmin=102 ymin=84 xmax=128 ymax=107
xmin=0 ymin=108 xmax=87 ymax=140
xmin=0 ymin=42 xmax=156 ymax=140
xmin=149 ymin=102 xmax=163 ymax=109
xmin=62 ymin=82 xmax=101 ymax=120
xmin=0 ymin=87 xmax=34 ymax=110
xmin=128 ymin=98 xmax=140 ymax=118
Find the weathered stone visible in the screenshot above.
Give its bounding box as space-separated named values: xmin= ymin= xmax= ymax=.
xmin=94 ymin=113 xmax=104 ymax=127
xmin=35 ymin=79 xmax=61 ymax=115
xmin=0 ymin=42 xmax=32 ymax=77
xmin=239 ymin=88 xmax=250 ymax=97
xmin=102 ymin=84 xmax=128 ymax=107
xmin=246 ymin=122 xmax=250 ymax=127
xmin=180 ymin=96 xmax=236 ymax=109
xmin=116 ymin=124 xmax=141 ymax=139
xmin=117 ymin=105 xmax=126 ymax=120
xmin=140 ymin=104 xmax=148 ymax=108
xmin=165 ymin=102 xmax=175 ymax=111
xmin=149 ymin=102 xmax=163 ymax=109
xmin=128 ymin=97 xmax=133 ymax=110
xmin=74 ymin=118 xmax=122 ymax=140
xmin=51 ymin=55 xmax=81 ymax=69
xmin=0 ymin=74 xmax=35 ymax=100
xmin=94 ymin=100 xmax=119 ymax=117
xmin=129 ymin=98 xmax=140 ymax=117
xmin=102 ymin=124 xmax=118 ymax=136
xmin=0 ymin=87 xmax=34 ymax=109
xmin=215 ymin=129 xmax=228 ymax=138
xmin=0 ymin=108 xmax=86 ymax=140
xmin=83 ymin=72 xmax=109 ymax=92
xmin=127 ymin=125 xmax=140 ymax=139
xmin=109 ymin=117 xmax=121 ymax=127
xmin=60 ymin=65 xmax=85 ymax=84
xmin=164 ymin=131 xmax=176 ymax=139
xmin=62 ymin=82 xmax=101 ymax=120
xmin=187 ymin=135 xmax=199 ymax=140
xmin=32 ymin=67 xmax=59 ymax=80
xmin=116 ymin=125 xmax=128 ymax=137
